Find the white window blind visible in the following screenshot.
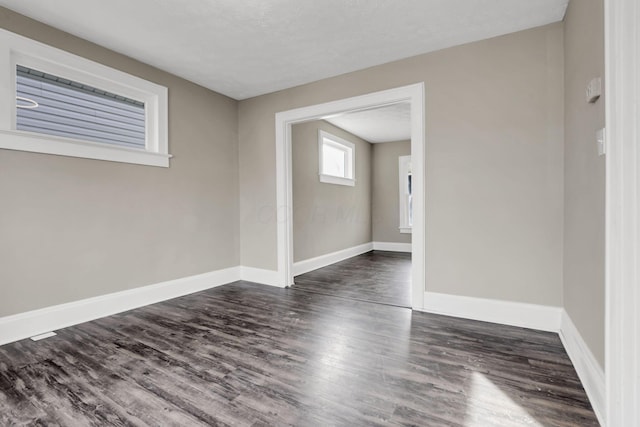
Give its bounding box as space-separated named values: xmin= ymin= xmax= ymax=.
xmin=16 ymin=65 xmax=146 ymax=149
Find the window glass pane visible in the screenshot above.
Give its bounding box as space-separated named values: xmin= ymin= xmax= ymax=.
xmin=16 ymin=65 xmax=146 ymax=149
xmin=322 ymin=142 xmax=346 ymax=177
xmin=408 ymin=173 xmax=413 ymax=226
xmin=399 ymin=155 xmax=412 ymax=230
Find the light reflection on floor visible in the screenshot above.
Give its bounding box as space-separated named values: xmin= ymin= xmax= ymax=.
xmin=464 ymin=371 xmax=544 ymax=426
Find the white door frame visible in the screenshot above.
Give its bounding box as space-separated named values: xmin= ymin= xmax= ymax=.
xmin=605 ymin=0 xmax=640 ymax=425
xmin=275 ymin=83 xmax=426 ymax=310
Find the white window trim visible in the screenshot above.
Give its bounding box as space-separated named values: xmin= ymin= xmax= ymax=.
xmin=0 ymin=28 xmax=170 ymax=167
xmin=318 ymin=129 xmax=355 ymax=186
xmin=399 ymin=155 xmax=412 ymax=233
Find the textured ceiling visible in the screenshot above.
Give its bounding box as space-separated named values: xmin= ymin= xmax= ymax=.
xmin=326 ymin=103 xmax=411 ymax=143
xmin=0 ymin=0 xmax=568 ymax=100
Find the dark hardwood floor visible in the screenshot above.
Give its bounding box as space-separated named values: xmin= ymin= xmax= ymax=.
xmin=293 ymin=250 xmax=412 ymax=307
xmin=0 ymin=257 xmax=599 ymax=426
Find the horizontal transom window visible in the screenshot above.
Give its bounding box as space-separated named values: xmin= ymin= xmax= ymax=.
xmin=16 ymin=65 xmax=146 ymax=150
xmin=0 ymin=28 xmax=169 ymax=167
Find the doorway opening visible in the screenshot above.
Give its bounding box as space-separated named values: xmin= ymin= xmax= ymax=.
xmin=290 ymin=103 xmax=412 ymax=307
xmin=274 ymin=84 xmax=425 ymax=310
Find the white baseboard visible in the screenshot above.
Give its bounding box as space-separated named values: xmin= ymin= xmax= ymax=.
xmin=0 ymin=267 xmax=241 ymax=347
xmin=289 ymin=241 xmax=410 ymax=276
xmin=0 ymin=263 xmax=605 ymax=427
xmin=420 ymin=292 xmax=603 ymax=423
xmin=372 ymin=241 xmax=412 ymax=253
xmin=559 ymin=310 xmax=605 ymax=426
xmin=293 ymin=242 xmax=373 ymax=276
xmin=421 ymin=291 xmax=562 ymax=332
xmin=240 ymin=266 xmax=282 ymax=287
xmin=0 ymin=263 xmax=291 ymax=347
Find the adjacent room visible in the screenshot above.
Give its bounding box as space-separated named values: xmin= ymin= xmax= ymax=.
xmin=1 ymin=0 xmax=639 ymax=426
xmin=291 ymin=104 xmax=413 ymax=307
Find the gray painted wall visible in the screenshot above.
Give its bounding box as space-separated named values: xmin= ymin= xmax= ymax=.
xmin=2 ymin=7 xmax=594 ymax=350
xmin=292 ymin=120 xmax=372 ymax=262
xmin=239 ymin=23 xmax=565 ymax=306
xmin=0 ymin=8 xmax=239 ymax=317
xmin=372 ymin=140 xmax=412 ymax=244
xmin=563 ymin=0 xmax=606 ymax=368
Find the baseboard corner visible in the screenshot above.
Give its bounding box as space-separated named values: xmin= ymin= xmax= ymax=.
xmin=293 ymin=242 xmax=374 ymax=276
xmin=558 ymin=310 xmax=606 ymax=426
xmin=239 ymin=266 xmax=282 ymax=287
xmin=0 ymin=266 xmax=241 ymax=347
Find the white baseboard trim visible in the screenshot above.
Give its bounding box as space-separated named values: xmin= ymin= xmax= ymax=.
xmin=421 ymin=291 xmax=562 ymax=332
xmin=0 ymin=267 xmax=241 ymax=347
xmin=293 ymin=242 xmax=373 ymax=276
xmin=372 ymin=241 xmax=412 ymax=253
xmin=559 ymin=310 xmax=605 ymax=426
xmin=240 ymin=266 xmax=282 ymax=287
xmin=0 ymin=263 xmax=292 ymax=347
xmin=0 ymin=263 xmax=605 ymax=427
xmin=420 ymin=292 xmax=603 ymax=423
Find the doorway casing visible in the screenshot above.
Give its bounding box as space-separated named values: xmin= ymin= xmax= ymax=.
xmin=274 ymin=83 xmax=426 ymax=310
xmin=604 ymin=0 xmax=640 ymax=424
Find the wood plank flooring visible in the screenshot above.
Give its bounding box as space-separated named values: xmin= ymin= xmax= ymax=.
xmin=293 ymin=251 xmax=412 ymax=307
xmin=0 ymin=259 xmax=599 ymax=425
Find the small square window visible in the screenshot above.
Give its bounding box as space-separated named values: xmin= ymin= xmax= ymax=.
xmin=318 ymin=130 xmax=355 ymax=186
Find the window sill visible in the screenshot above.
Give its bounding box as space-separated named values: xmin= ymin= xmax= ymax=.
xmin=0 ymin=130 xmax=171 ymax=167
xmin=400 ymin=227 xmax=412 ymax=234
xmin=319 ymin=174 xmax=355 ymax=187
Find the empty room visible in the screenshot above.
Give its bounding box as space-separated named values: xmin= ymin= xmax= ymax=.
xmin=291 ymin=104 xmax=413 ymax=307
xmin=0 ymin=1 xmax=638 ymax=426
